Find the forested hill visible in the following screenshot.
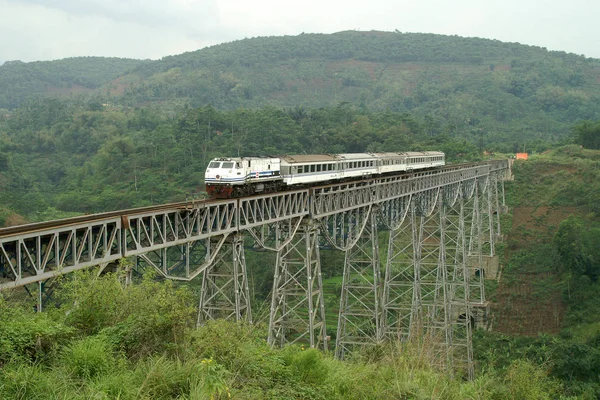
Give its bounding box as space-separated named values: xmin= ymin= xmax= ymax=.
xmin=0 ymin=57 xmax=148 ymax=109
xmin=3 ymin=31 xmax=600 ymax=142
xmin=123 ymin=30 xmax=600 ymax=114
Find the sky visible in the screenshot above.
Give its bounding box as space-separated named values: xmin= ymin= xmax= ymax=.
xmin=1 ymin=0 xmax=599 ymax=63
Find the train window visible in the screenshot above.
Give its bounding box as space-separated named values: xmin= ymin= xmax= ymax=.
xmin=209 ymin=162 xmax=221 ymax=168
xmin=311 ymin=165 xmax=316 ymax=172
xmin=298 ymin=166 xmax=303 ymax=173
xmin=248 ymin=160 xmax=251 ymax=167
xmin=317 ymin=165 xmax=322 ymax=172
xmin=222 ymin=162 xmax=234 ymax=169
xmin=236 ymin=162 xmax=241 ymax=168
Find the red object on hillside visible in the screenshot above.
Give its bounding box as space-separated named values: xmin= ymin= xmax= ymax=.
xmin=516 ymin=153 xmax=528 ymax=160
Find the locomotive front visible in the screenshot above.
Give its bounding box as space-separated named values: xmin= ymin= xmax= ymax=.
xmin=204 ymin=158 xmax=245 ymax=198
xmin=204 ymin=157 xmax=283 ymax=198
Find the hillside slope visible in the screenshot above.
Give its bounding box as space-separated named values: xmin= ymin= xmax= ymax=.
xmin=0 ymin=57 xmax=148 ymax=109
xmin=2 ymin=31 xmax=600 ymax=149
xmin=116 ymin=31 xmax=600 ymax=147
xmin=492 ymin=146 xmax=600 ymax=336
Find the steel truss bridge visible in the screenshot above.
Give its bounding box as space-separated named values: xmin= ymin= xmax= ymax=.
xmin=0 ymin=160 xmax=512 ymax=377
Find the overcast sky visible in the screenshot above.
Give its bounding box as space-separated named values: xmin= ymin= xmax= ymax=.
xmin=1 ymin=0 xmax=598 ymax=63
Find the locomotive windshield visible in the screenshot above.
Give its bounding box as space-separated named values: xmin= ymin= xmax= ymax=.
xmin=208 ymin=161 xmax=221 ymax=168
xmin=222 ymin=162 xmax=234 ymax=169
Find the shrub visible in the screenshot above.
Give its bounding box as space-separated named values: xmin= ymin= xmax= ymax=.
xmin=0 ymin=296 xmax=72 ymax=365
xmin=60 ymin=334 xmax=123 ymax=380
xmin=0 ymin=362 xmax=61 ymax=400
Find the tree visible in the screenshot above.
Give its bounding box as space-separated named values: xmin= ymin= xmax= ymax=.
xmin=554 ymin=216 xmax=600 ymax=280
xmin=574 ymin=120 xmax=600 ymax=150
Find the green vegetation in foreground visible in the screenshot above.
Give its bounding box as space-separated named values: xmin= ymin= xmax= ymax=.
xmin=0 ymin=271 xmax=563 ymax=400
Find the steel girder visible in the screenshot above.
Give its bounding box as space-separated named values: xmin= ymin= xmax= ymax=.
xmin=0 ymin=191 xmax=310 ymax=289
xmin=382 ymin=200 xmax=419 ymax=341
xmin=197 ymin=234 xmax=252 ymax=324
xmin=0 ymin=218 xmax=122 ymax=290
xmin=268 ymin=219 xmax=327 ymax=349
xmin=444 ymin=191 xmax=474 ymax=379
xmin=379 ymin=177 xmax=497 ymax=378
xmin=1 ymin=164 xmax=509 ymax=290
xmin=335 ymin=207 xmax=382 ymax=359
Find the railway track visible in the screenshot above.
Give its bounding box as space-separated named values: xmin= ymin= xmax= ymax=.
xmin=0 ymin=161 xmax=499 ymax=238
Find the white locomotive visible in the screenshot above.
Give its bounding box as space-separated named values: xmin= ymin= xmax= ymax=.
xmin=205 ymin=151 xmax=445 ymax=198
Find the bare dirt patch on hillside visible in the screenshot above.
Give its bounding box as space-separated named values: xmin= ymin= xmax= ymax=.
xmin=492 ymin=272 xmax=564 ymax=336
xmin=491 ymin=206 xmax=578 ymax=336
xmin=510 ymin=206 xmax=578 ymax=246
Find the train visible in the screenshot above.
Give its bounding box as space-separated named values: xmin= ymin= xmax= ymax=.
xmin=204 ymin=151 xmax=445 ymax=198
